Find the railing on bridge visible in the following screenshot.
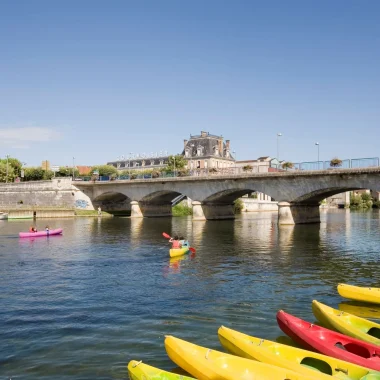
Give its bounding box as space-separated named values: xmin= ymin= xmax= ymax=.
xmin=76 ymin=156 xmax=379 ymax=182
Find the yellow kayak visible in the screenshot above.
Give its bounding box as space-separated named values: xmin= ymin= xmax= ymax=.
xmin=164 ymin=335 xmax=321 ymax=380
xmin=169 ymin=247 xmax=190 ymax=258
xmin=312 ymin=300 xmax=380 ymax=346
xmin=339 ymin=302 xmax=380 ymax=320
xmin=338 ymin=284 xmax=380 ymax=305
xmin=127 ymin=360 xmax=195 ymax=380
xmin=218 ymin=325 xmax=380 ymax=380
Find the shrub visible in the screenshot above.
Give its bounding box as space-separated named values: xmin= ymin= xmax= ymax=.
xmin=330 ymin=157 xmax=343 ymax=167
xmin=233 ymin=198 xmax=244 ymax=214
xmin=281 ymin=162 xmax=294 ymax=171
xmin=242 ymin=165 xmax=253 ymax=172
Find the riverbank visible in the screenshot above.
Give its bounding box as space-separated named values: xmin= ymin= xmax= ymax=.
xmin=75 ymin=210 xmax=113 ymax=217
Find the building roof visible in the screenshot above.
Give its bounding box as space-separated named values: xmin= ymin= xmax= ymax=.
xmin=76 ymin=166 xmax=92 ymax=175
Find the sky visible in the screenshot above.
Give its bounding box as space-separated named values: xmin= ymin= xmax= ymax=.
xmin=0 ymin=0 xmax=379 ymax=166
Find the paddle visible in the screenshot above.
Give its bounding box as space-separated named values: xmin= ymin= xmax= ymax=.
xmin=162 ymin=232 xmax=196 ymax=253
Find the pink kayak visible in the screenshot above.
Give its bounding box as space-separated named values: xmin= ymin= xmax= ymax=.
xmin=19 ymin=228 xmax=63 ymax=238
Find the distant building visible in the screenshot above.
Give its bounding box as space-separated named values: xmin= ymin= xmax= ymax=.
xmin=235 ymin=157 xmax=281 ymax=173
xmin=107 ymin=154 xmax=170 ymax=172
xmin=182 ymin=131 xmax=235 ymax=170
xmin=41 ymin=160 xmax=50 ymax=171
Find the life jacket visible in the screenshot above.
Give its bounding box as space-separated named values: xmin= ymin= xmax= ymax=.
xmin=172 ymin=240 xmax=181 ymax=249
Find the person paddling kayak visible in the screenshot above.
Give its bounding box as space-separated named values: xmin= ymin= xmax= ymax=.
xmin=169 ymin=235 xmax=182 ymax=249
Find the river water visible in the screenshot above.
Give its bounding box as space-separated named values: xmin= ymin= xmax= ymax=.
xmin=0 ymin=210 xmax=380 ymax=379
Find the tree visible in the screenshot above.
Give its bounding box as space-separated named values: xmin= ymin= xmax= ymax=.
xmin=165 ymin=155 xmax=187 ymax=172
xmin=0 ymin=162 xmax=15 ymax=182
xmin=281 ymin=161 xmax=294 ymax=171
xmin=0 ymin=157 xmax=22 ymax=178
xmin=23 ymin=167 xmax=45 ymax=181
xmin=330 ymin=157 xmax=343 ymax=168
xmin=90 ymin=165 xmax=119 ymax=177
xmin=56 ymin=166 xmax=79 ymax=178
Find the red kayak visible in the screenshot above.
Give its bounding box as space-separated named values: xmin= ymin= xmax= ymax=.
xmin=19 ymin=228 xmax=63 ymax=238
xmin=277 ymin=310 xmax=380 ymax=371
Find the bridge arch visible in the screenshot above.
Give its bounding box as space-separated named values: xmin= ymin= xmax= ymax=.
xmin=92 ymin=191 xmax=131 ymax=215
xmin=292 ymin=187 xmax=363 ymax=205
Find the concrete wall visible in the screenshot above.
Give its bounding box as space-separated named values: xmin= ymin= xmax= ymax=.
xmin=240 ymin=198 xmax=278 ymax=212
xmin=0 ymin=178 xmax=94 ymax=211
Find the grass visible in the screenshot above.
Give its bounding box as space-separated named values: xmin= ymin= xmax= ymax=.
xmin=172 ymin=203 xmax=193 ymax=216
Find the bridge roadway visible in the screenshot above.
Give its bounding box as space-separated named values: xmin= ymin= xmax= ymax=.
xmin=75 ymin=167 xmax=380 ymax=224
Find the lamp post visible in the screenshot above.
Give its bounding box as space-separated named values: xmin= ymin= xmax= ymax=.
xmin=233 ymin=151 xmax=236 ymax=174
xmin=315 ymin=142 xmax=320 ymax=169
xmin=5 ymin=154 xmax=10 ymax=183
xmin=129 ymin=152 xmax=132 ymax=179
xmin=72 ymin=157 xmax=75 ymax=179
xmin=173 ymin=154 xmax=176 ymax=177
xmin=277 ymin=133 xmax=282 ymax=165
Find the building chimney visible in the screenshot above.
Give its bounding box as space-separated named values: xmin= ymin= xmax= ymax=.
xmin=184 ymin=139 xmax=188 ymax=149
xmin=201 ymin=131 xmax=207 ymax=137
xmin=226 ymin=140 xmax=230 ymax=149
xmin=218 ymin=138 xmax=223 ymax=155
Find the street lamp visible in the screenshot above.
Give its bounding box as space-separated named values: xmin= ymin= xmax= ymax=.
xmin=277 ymin=133 xmax=282 ymax=165
xmin=315 ymin=142 xmax=320 ymax=169
xmin=173 ymin=154 xmax=176 ymax=177
xmin=5 ymin=154 xmax=10 ymax=183
xmin=129 ymin=152 xmax=132 ymax=179
xmin=72 ymin=157 xmax=75 ymax=179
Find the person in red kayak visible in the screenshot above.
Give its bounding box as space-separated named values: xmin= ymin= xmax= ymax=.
xmin=169 ymin=235 xmax=182 ymax=249
xmin=29 ymin=226 xmax=37 ymax=232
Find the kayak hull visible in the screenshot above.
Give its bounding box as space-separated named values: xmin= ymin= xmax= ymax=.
xmin=127 ymin=360 xmax=194 ymax=380
xmin=218 ymin=325 xmax=380 ymax=380
xmin=338 ymin=284 xmax=380 ymax=305
xmin=312 ymin=300 xmax=380 ymax=346
xmin=164 ymin=335 xmax=320 ymax=380
xmin=169 ymin=247 xmax=190 ymax=258
xmin=19 ymin=228 xmax=63 ymax=238
xmin=277 ymin=310 xmax=380 ymax=371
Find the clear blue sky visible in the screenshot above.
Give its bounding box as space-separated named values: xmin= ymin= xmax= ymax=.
xmin=0 ymin=0 xmax=379 ymax=166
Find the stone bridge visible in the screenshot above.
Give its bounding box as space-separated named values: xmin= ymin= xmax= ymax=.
xmin=75 ymin=167 xmax=380 ymax=224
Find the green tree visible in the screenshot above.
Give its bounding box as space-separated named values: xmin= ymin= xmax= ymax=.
xmin=56 ymin=166 xmax=79 ymax=178
xmin=281 ymin=161 xmax=294 ymax=171
xmin=0 ymin=162 xmax=15 ymax=182
xmin=23 ymin=167 xmax=45 ymax=181
xmin=165 ymin=155 xmax=187 ymax=172
xmin=0 ymin=157 xmax=22 ymax=178
xmin=91 ymin=165 xmax=119 ymax=177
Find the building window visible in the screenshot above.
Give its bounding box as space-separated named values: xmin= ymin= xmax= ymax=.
xmin=197 ymin=160 xmax=201 ymax=168
xmin=205 ymin=161 xmax=208 ymax=169
xmin=197 ymin=147 xmax=202 ymax=156
xmin=214 ymin=146 xmax=219 ymax=156
xmin=185 ymin=149 xmax=190 ymax=157
xmin=160 ymin=160 xmax=164 ymax=165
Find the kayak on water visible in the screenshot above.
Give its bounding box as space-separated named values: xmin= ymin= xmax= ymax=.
xmin=169 ymin=247 xmax=190 ymax=258
xmin=338 ymin=284 xmax=380 ymax=305
xmin=218 ymin=325 xmax=380 ymax=380
xmin=312 ymin=300 xmax=380 ymax=346
xmin=19 ymin=228 xmax=63 ymax=238
xmin=127 ymin=360 xmax=195 ymax=380
xmin=277 ymin=310 xmax=380 ymax=371
xmin=164 ymin=335 xmax=321 ymax=380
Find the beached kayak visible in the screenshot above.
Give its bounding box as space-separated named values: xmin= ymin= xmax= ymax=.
xmin=339 ymin=302 xmax=380 ymax=320
xmin=338 ymin=284 xmax=380 ymax=305
xmin=164 ymin=335 xmax=321 ymax=380
xmin=312 ymin=300 xmax=380 ymax=346
xmin=277 ymin=310 xmax=380 ymax=371
xmin=218 ymin=325 xmax=380 ymax=380
xmin=127 ymin=360 xmax=195 ymax=380
xmin=19 ymin=228 xmax=63 ymax=238
xmin=169 ymin=247 xmax=190 ymax=258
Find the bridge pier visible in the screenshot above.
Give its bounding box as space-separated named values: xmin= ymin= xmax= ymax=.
xmin=192 ymin=201 xmax=235 ymax=220
xmin=278 ymin=202 xmax=320 ymax=225
xmin=130 ymin=201 xmax=143 ymax=218
xmin=140 ymin=202 xmax=172 ymax=217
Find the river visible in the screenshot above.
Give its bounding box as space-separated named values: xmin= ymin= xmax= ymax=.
xmin=0 ymin=209 xmax=380 ymax=379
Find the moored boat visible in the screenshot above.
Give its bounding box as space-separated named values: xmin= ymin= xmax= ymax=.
xmin=277 ymin=310 xmax=380 ymax=371
xmin=19 ymin=228 xmax=63 ymax=238
xmin=338 ymin=284 xmax=380 ymax=305
xmin=164 ymin=335 xmax=321 ymax=380
xmin=218 ymin=325 xmax=380 ymax=379
xmin=312 ymin=300 xmax=380 ymax=346
xmin=0 ymin=212 xmax=8 ymax=220
xmin=339 ymin=302 xmax=380 ymax=320
xmin=127 ymin=360 xmax=195 ymax=380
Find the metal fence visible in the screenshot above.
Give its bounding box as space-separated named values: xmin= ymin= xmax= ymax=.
xmin=76 ymin=157 xmax=379 ymax=182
